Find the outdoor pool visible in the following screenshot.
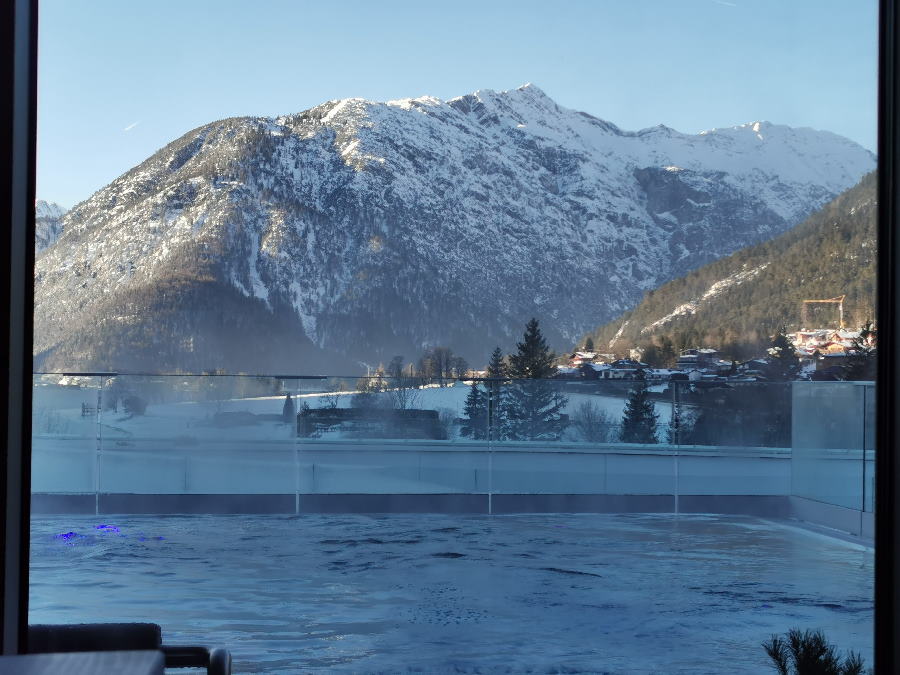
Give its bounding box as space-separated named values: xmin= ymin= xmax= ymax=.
xmin=29 ymin=513 xmax=872 ymax=673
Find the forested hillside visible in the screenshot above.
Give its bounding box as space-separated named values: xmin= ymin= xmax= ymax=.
xmin=583 ymin=172 xmax=876 ymax=363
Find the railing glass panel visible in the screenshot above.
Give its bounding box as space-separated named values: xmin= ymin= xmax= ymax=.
xmin=29 ymin=372 xmax=875 ymax=671
xmin=29 ymin=374 xmax=874 ymax=508
xmin=31 ymin=374 xmax=102 ymax=496
xmin=791 ymin=381 xmax=874 ymax=511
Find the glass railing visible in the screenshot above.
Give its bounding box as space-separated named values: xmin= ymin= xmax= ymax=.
xmin=791 ymin=380 xmax=876 ymax=513
xmin=29 ymin=372 xmax=875 ymax=672
xmin=30 ymin=373 xmax=873 ymax=511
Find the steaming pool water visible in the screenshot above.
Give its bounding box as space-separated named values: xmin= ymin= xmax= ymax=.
xmin=29 ymin=513 xmax=872 ymax=673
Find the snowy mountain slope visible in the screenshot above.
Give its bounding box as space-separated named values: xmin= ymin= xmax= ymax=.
xmin=585 ymin=171 xmax=877 ymax=354
xmin=33 ymin=84 xmax=875 ymax=373
xmin=35 ymin=200 xmax=67 ymax=253
xmin=641 ymin=263 xmax=771 ymax=333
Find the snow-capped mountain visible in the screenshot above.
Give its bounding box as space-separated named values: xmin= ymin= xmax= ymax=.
xmin=35 ymin=200 xmax=67 ymax=253
xmin=33 ymin=84 xmax=875 ymax=373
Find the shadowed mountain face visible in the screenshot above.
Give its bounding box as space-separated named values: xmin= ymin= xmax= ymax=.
xmin=34 ymin=84 xmax=874 ymax=373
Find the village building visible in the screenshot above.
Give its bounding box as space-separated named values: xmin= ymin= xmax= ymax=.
xmin=676 ymin=348 xmax=733 ymax=376
xmin=791 ymin=329 xmax=831 ymax=353
xmin=569 ymin=360 xmax=655 ymax=380
xmin=567 ymin=351 xmax=597 ymax=367
xmin=676 ymin=348 xmax=719 ymax=369
xmin=738 ymin=358 xmax=769 ymax=379
xmin=566 ymin=350 xmax=617 ymax=368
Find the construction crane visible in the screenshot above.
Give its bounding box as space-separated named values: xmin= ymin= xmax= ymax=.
xmin=801 ymin=295 xmax=845 ymax=329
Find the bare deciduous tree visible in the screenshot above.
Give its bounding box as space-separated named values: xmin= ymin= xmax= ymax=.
xmin=573 ymin=401 xmax=614 ymax=443
xmin=388 ymin=376 xmax=423 ymax=410
xmin=418 ymin=346 xmax=462 ymax=384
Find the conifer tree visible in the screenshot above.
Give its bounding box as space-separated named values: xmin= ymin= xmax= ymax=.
xmin=505 ymin=319 xmax=568 ymax=440
xmin=620 ymin=372 xmax=658 ymax=443
xmin=484 ymin=346 xmax=509 ymax=439
xmin=281 ymin=393 xmax=296 ymax=423
xmin=843 ymin=320 xmax=876 ymax=380
xmin=460 ymin=383 xmax=488 ymax=439
xmin=763 ymin=628 xmax=870 ymax=675
xmin=462 ymin=347 xmax=509 ymax=440
xmin=487 ymin=347 xmax=508 ymax=379
xmin=766 ymin=325 xmax=801 ymax=381
xmin=583 ymin=336 xmax=595 ymax=352
xmin=509 ymin=318 xmax=557 ymax=379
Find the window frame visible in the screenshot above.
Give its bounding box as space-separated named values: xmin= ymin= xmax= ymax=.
xmin=2 ymin=0 xmax=897 ymax=668
xmin=1 ymin=0 xmax=37 ymax=657
xmin=876 ymin=0 xmax=900 ymax=669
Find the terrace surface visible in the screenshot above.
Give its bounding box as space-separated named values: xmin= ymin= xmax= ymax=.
xmin=29 ymin=513 xmax=872 ymax=674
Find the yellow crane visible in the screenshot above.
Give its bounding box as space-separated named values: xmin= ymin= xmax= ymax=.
xmin=801 ymin=295 xmax=845 ymax=329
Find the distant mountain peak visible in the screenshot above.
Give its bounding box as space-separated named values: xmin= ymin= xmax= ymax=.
xmin=35 ymin=199 xmax=67 ymax=219
xmin=385 ymin=94 xmax=442 ymax=110
xmin=33 ymin=86 xmax=876 ymax=373
xmin=34 ymin=200 xmax=67 ymax=253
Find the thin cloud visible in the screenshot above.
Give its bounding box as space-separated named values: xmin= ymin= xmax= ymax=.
xmin=712 ymin=0 xmax=737 ymax=5
xmin=122 ymin=121 xmax=140 ymax=132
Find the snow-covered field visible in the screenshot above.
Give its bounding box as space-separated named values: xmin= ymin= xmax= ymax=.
xmin=29 ymin=513 xmax=872 ymax=674
xmin=32 ymin=381 xmax=662 ymax=444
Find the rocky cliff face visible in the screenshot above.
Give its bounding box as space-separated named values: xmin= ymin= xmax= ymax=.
xmin=35 ymin=200 xmax=67 ymax=253
xmin=33 ymin=84 xmax=875 ymax=373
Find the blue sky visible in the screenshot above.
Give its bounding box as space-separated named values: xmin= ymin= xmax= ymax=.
xmin=38 ymin=0 xmax=878 ymax=208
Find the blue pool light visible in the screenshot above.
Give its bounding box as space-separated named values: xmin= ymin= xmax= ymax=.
xmin=54 ymin=525 xmax=164 ymax=546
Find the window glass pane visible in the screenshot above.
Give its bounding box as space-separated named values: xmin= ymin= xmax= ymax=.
xmin=32 ymin=1 xmax=877 ymax=671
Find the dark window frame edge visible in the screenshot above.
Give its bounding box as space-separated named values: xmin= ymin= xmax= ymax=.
xmin=2 ymin=0 xmax=36 ymax=657
xmin=1 ymin=0 xmax=896 ymax=666
xmin=877 ymin=0 xmax=899 ymax=671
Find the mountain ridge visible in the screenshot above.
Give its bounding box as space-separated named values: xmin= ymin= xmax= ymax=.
xmin=34 ymin=84 xmax=875 ymax=373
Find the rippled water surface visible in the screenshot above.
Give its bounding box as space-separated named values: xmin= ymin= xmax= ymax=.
xmin=29 ymin=514 xmax=872 ymax=673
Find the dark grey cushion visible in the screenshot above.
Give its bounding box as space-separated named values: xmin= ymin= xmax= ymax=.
xmin=28 ymin=623 xmax=162 ymax=653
